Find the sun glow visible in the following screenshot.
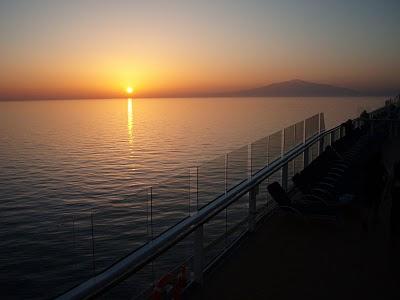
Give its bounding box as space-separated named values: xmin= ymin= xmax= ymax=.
xmin=126 ymin=87 xmax=134 ymax=94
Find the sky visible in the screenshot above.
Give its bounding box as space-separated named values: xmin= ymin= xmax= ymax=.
xmin=0 ymin=0 xmax=399 ymax=99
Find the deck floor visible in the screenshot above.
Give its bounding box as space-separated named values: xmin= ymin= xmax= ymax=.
xmin=189 ymin=138 xmax=400 ymax=300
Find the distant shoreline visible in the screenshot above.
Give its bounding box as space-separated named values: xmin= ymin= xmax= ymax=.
xmin=2 ymin=79 xmax=397 ymax=101
xmin=0 ymin=95 xmax=395 ymax=102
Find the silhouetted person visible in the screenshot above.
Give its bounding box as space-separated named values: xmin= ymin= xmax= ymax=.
xmin=360 ymin=110 xmax=369 ymax=120
xmin=360 ymin=110 xmax=370 ymax=132
xmin=344 ymin=119 xmax=353 ymax=136
xmin=391 ymin=162 xmax=400 ymax=246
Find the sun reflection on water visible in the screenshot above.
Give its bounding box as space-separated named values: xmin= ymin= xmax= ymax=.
xmin=127 ymin=98 xmax=133 ymax=143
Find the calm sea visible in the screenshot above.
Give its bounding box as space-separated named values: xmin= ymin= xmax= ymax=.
xmin=0 ymin=97 xmax=384 ymax=298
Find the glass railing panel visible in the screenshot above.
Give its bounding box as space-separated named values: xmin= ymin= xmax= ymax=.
xmin=203 ymin=209 xmax=227 ymax=267
xmin=197 ymin=155 xmax=226 ymax=209
xmin=284 ymin=124 xmax=295 ymax=153
xmin=226 ymin=144 xmax=248 ymax=191
xmin=151 ymin=172 xmax=191 ymax=238
xmin=295 ymin=120 xmax=304 ymax=146
xmin=251 ymin=136 xmax=268 ymax=176
xmin=268 ymin=130 xmax=282 ymax=164
xmin=320 ymin=113 xmax=325 ymax=132
xmin=305 ymin=114 xmax=319 ymax=140
xmin=227 ymin=193 xmax=249 ymax=245
xmin=92 ymin=188 xmax=151 ymax=272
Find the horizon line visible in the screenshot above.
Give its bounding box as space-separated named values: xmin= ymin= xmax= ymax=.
xmin=0 ymin=93 xmax=398 ymax=102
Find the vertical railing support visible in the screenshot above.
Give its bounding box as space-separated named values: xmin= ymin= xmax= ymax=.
xmin=224 ymin=154 xmax=228 ymax=246
xmin=188 ymin=168 xmax=191 ymax=216
xmin=72 ymin=216 xmax=76 ymax=252
xmin=194 ymin=225 xmax=204 ymax=285
xmin=150 ymin=187 xmax=153 ymax=240
xmin=330 ymin=131 xmax=335 ymax=145
xmin=303 ymin=119 xmax=308 ymax=168
xmin=318 ymin=114 xmax=324 ymax=155
xmin=196 ymin=166 xmax=199 ymax=211
xmin=147 ymin=190 xmax=150 ymax=237
xmin=318 ymin=113 xmax=321 ymax=135
xmin=303 ymin=147 xmax=310 ymax=168
xmin=281 ymin=163 xmax=288 ymax=191
xmin=225 ymin=154 xmax=228 ymax=195
xmin=370 ymin=120 xmax=374 ymax=136
xmin=248 ymin=186 xmax=257 ymax=232
xmin=249 ymin=144 xmax=252 ymax=178
xmin=90 ymin=210 xmax=96 ymax=274
xmin=319 ymin=136 xmax=324 ymax=155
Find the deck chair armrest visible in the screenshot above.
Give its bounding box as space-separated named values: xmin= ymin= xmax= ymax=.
xmin=316 ymin=182 xmax=336 ymax=190
xmin=300 ymin=194 xmax=329 ymax=207
xmin=326 ymin=172 xmax=342 ymax=178
xmin=310 ymin=188 xmax=336 ymax=202
xmin=329 ymin=166 xmax=346 ymax=173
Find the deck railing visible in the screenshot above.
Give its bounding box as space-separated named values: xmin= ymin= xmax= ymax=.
xmin=58 ymin=100 xmax=399 ymax=300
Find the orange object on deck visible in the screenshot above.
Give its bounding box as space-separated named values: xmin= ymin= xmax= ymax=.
xmin=150 ymin=273 xmax=174 ymax=300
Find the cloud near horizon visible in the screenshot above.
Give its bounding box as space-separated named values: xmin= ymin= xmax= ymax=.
xmin=0 ymin=0 xmax=399 ymax=100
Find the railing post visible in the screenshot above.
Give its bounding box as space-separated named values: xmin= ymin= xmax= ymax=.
xmin=249 ymin=144 xmax=252 ymax=178
xmin=319 ymin=135 xmax=324 ymax=155
xmin=281 ymin=163 xmax=288 ymax=191
xmin=189 ymin=168 xmax=191 ymax=216
xmin=90 ymin=210 xmax=96 ymax=274
xmin=194 ymin=225 xmax=204 ymax=285
xmin=196 ymin=166 xmax=199 ymax=211
xmin=370 ymin=120 xmax=374 ymax=136
xmin=150 ymin=187 xmax=153 ymax=240
xmin=248 ymin=186 xmax=257 ymax=232
xmin=224 ymin=154 xmax=228 ymax=195
xmin=303 ymin=147 xmax=309 ymax=168
xmin=330 ymin=131 xmax=335 ymax=145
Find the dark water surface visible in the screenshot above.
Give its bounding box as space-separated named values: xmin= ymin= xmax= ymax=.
xmin=0 ymin=97 xmax=384 ymax=298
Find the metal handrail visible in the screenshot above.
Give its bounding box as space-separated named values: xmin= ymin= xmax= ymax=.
xmin=57 ymin=124 xmax=340 ymax=300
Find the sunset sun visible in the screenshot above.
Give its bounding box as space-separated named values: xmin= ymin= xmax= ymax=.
xmin=126 ymin=87 xmax=134 ymax=94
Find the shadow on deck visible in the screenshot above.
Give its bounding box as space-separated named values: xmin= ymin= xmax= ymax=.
xmin=189 ymin=138 xmax=400 ymax=300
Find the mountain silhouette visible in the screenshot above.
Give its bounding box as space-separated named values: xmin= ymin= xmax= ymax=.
xmin=226 ymin=79 xmax=361 ymax=97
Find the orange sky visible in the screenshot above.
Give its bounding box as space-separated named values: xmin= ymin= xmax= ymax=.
xmin=0 ymin=1 xmax=399 ymax=99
